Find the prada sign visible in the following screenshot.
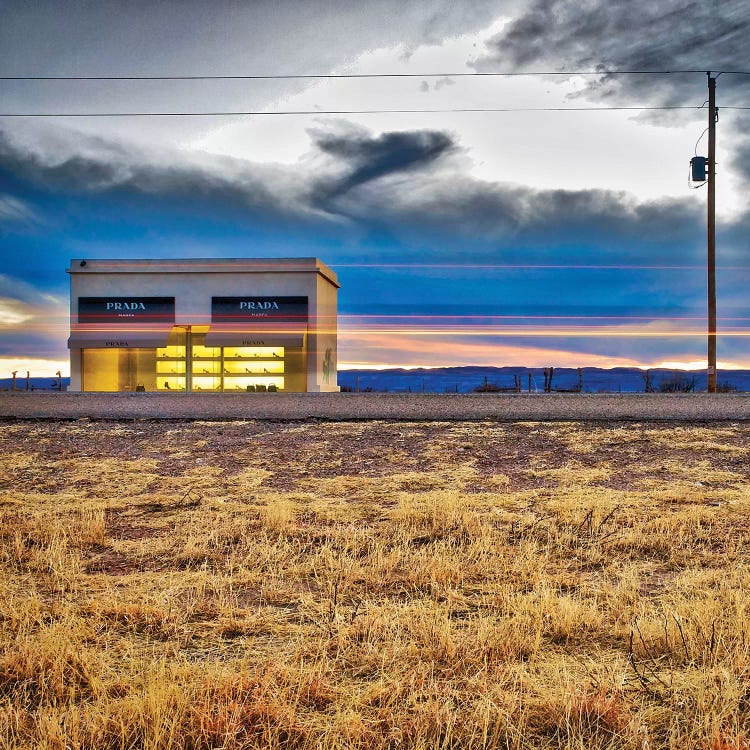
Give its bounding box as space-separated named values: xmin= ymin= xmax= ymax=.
xmin=203 ymin=332 xmax=304 ymax=347
xmin=212 ymin=296 xmax=308 ymax=324
xmin=78 ymin=297 xmax=175 ymax=324
xmin=67 ymin=332 xmax=172 ymax=349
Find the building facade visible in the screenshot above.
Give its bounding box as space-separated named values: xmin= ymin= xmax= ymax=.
xmin=67 ymin=258 xmax=339 ymax=393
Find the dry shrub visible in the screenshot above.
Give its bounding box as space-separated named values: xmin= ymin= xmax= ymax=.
xmin=0 ymin=626 xmax=106 ymax=708
xmin=710 ymin=733 xmax=750 ymax=750
xmin=391 ymin=491 xmax=487 ymax=545
xmin=191 ymin=667 xmax=313 ymax=748
xmin=259 ymin=498 xmax=296 ymax=533
xmin=89 ymin=600 xmax=183 ymax=639
xmin=5 ymin=531 xmax=81 ymax=590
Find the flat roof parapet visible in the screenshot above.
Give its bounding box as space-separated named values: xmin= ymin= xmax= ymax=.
xmin=67 ymin=257 xmax=339 ymax=288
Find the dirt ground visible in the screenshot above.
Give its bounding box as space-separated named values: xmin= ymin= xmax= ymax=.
xmin=1 ymin=420 xmax=749 ymax=749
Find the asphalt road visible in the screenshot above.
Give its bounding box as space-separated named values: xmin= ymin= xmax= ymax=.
xmin=2 ymin=392 xmax=750 ymax=421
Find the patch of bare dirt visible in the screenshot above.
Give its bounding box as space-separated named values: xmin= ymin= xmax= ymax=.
xmin=84 ymin=548 xmax=143 ymax=575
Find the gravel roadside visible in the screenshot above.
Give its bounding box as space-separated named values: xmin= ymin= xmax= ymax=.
xmin=2 ymin=392 xmax=750 ymax=421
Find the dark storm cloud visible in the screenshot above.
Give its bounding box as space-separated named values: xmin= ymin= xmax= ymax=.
xmin=474 ymin=0 xmax=750 ymax=220
xmin=0 ymin=125 xmax=457 ymax=226
xmin=333 ymin=168 xmax=707 ymax=262
xmin=0 ymin=122 xmax=724 ymax=267
xmin=309 ymin=128 xmax=455 ymax=207
xmin=727 ymin=113 xmax=750 ymax=187
xmin=0 ymin=128 xmax=299 ymax=222
xmin=303 ymin=126 xmax=706 ymax=261
xmin=476 ymin=0 xmax=750 ymax=108
xmin=0 ymin=0 xmax=503 ymax=77
xmin=0 ymin=0 xmax=507 ymax=146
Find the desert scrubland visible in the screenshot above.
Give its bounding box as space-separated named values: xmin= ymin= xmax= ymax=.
xmin=1 ymin=419 xmax=749 ymax=749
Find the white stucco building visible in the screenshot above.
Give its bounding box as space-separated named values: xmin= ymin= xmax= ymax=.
xmin=67 ymin=258 xmax=339 ymax=393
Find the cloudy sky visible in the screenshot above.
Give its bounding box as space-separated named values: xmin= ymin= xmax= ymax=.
xmin=1 ymin=0 xmax=749 ymax=375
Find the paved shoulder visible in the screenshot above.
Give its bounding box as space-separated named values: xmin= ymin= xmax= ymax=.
xmin=2 ymin=392 xmax=750 ymax=421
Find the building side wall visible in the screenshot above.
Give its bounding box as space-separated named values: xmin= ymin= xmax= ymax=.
xmin=306 ymin=274 xmax=339 ymax=393
xmin=69 ymin=349 xmax=82 ymax=391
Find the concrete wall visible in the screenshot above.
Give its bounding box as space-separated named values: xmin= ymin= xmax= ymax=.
xmin=306 ymin=272 xmax=339 ymax=392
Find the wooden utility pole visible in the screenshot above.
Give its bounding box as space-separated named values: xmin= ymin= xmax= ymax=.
xmin=707 ymin=73 xmax=717 ymax=393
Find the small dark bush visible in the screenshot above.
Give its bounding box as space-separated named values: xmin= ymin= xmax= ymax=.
xmin=658 ymin=373 xmax=696 ymax=393
xmin=716 ymin=381 xmax=739 ymax=393
xmin=473 ymin=382 xmax=503 ymax=393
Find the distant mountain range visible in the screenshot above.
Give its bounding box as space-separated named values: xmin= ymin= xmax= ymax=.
xmin=337 ymin=366 xmax=750 ymax=394
xmin=2 ymin=367 xmax=748 ymax=394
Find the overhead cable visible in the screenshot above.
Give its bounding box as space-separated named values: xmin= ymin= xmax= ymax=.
xmin=3 ymin=70 xmax=750 ymax=81
xmin=2 ymin=105 xmax=749 ymax=118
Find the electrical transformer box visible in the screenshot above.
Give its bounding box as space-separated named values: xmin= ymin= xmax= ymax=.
xmin=691 ymin=156 xmax=707 ymax=181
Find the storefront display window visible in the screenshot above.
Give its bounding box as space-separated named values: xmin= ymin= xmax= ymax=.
xmin=82 ymin=348 xmax=158 ymax=392
xmin=81 ymin=328 xmax=290 ymax=392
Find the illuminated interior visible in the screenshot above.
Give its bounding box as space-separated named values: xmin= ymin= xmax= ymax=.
xmin=153 ymin=328 xmax=187 ymax=391
xmin=218 ymin=346 xmax=284 ymax=392
xmin=82 ymin=327 xmax=290 ymax=392
xmin=191 ymin=342 xmax=221 ymax=392
xmin=155 ymin=343 xmax=187 ymax=391
xmin=81 ymin=348 xmax=158 ymax=392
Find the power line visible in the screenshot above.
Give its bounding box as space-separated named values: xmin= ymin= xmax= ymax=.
xmin=2 ymin=70 xmax=750 ymax=81
xmin=2 ymin=105 xmax=749 ymax=118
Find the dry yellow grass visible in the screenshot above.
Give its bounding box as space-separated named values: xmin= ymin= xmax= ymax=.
xmin=1 ymin=419 xmax=750 ymax=749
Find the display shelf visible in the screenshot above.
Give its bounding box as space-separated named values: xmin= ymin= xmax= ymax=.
xmin=192 ymin=385 xmax=222 ymax=392
xmin=224 ymin=347 xmax=284 ymax=359
xmin=192 ymin=345 xmax=220 ymax=358
xmin=153 ymin=344 xmax=286 ymax=393
xmin=224 ymin=384 xmax=284 ymax=392
xmin=157 ymin=346 xmax=186 ymax=357
xmin=226 ymin=376 xmax=284 ymax=389
xmin=224 ymin=357 xmax=284 ymax=364
xmin=157 ymin=364 xmax=186 ymax=374
xmin=157 ymin=375 xmax=186 ymax=392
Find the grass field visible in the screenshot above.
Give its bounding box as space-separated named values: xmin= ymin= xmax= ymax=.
xmin=1 ymin=419 xmax=749 ymax=749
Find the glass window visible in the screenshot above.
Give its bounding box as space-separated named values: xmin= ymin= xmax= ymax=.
xmin=155 ymin=328 xmax=187 ymax=391
xmin=80 ymin=329 xmax=307 ymax=392
xmin=192 ymin=344 xmax=221 ymax=358
xmin=221 ymin=346 xmax=285 ymax=391
xmin=223 ymin=346 xmax=283 ymax=360
xmin=82 ymin=348 xmax=157 ymax=392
